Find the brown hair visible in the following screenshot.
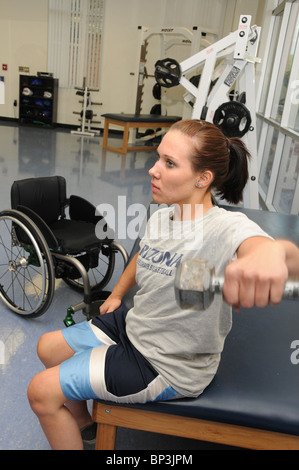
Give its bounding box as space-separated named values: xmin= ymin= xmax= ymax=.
xmin=170 ymin=119 xmax=250 ymax=204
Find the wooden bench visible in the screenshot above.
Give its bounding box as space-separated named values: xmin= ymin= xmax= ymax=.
xmin=92 ymin=207 xmax=299 ymax=450
xmin=102 ymin=113 xmax=181 ymax=154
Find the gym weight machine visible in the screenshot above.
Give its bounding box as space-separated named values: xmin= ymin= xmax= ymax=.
xmin=155 ymin=15 xmax=262 ymax=209
xmin=134 ymin=26 xmax=218 ymax=144
xmin=72 ymin=78 xmax=102 ymax=137
xmin=135 ymin=25 xmax=218 ymax=115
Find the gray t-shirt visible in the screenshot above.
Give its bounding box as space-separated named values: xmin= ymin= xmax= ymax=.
xmin=126 ymin=206 xmax=272 ymax=397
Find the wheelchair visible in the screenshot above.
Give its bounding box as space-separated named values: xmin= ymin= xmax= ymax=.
xmin=0 ymin=176 xmax=128 ymax=326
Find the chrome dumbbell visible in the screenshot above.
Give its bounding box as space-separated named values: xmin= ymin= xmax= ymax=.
xmin=174 ymin=258 xmax=299 ymax=310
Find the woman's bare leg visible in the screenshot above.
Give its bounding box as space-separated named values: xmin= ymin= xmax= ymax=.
xmin=27 ymin=365 xmax=84 ymax=450
xmin=35 ymin=330 xmax=93 ymax=430
xmin=36 ymin=330 xmax=75 ymax=367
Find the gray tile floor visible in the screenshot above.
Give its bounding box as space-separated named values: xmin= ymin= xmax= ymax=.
xmin=0 ymin=122 xmax=234 ymax=450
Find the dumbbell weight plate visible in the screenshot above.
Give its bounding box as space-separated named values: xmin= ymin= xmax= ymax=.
xmin=174 ymin=259 xmax=215 ymax=310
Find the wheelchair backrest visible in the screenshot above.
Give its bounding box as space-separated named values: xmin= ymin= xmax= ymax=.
xmin=11 ymin=176 xmax=67 ymax=225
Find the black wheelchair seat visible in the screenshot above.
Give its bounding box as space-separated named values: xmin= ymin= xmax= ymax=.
xmin=49 ymin=219 xmax=101 ymax=253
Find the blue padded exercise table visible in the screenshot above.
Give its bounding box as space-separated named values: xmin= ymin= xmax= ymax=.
xmin=102 ymin=113 xmax=181 ymax=154
xmin=92 ymin=207 xmax=299 ymax=450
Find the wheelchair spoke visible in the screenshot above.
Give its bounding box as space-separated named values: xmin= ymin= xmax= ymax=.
xmin=10 ymin=271 xmax=34 ymax=311
xmin=0 ymin=211 xmax=55 ymax=317
xmin=1 ymin=255 xmax=45 ymax=311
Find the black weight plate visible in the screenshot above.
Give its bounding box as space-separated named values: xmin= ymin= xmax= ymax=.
xmin=155 ymin=58 xmax=181 ymax=88
xmin=213 ymin=101 xmax=251 ymax=137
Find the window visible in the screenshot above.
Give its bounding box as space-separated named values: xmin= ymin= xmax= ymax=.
xmin=257 ymin=0 xmax=299 ymax=214
xmin=48 ymin=0 xmax=105 ymax=88
xmin=270 ymin=13 xmax=299 ymax=123
xmin=282 ymin=14 xmax=299 ymax=132
xmin=273 ymin=137 xmax=299 ymax=213
xmin=259 ymin=126 xmax=279 ymax=195
xmin=288 ymin=84 xmax=299 ymax=132
xmin=258 ymin=13 xmax=282 ymax=115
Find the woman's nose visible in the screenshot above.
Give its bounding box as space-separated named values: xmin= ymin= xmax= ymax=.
xmin=149 ymin=160 xmax=160 ymax=178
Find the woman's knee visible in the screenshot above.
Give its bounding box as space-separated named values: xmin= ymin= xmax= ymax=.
xmin=37 ymin=332 xmax=51 ymax=363
xmin=37 ymin=330 xmax=73 ymax=367
xmin=27 ymin=371 xmax=51 ymax=416
xmin=27 ymin=367 xmax=65 ymax=417
xmin=37 ymin=332 xmax=60 ymax=366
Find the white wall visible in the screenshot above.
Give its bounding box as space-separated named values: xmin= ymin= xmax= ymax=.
xmin=0 ymin=0 xmax=48 ymax=119
xmin=0 ymin=0 xmax=265 ymax=127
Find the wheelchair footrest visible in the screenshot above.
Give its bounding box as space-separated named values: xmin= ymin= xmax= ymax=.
xmin=88 ymin=297 xmax=110 ymax=318
xmin=63 ymin=291 xmax=111 ymax=327
xmin=88 ymin=290 xmax=111 ymax=317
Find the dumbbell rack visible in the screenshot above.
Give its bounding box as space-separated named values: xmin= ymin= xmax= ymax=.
xmin=71 ymin=83 xmax=101 ymax=137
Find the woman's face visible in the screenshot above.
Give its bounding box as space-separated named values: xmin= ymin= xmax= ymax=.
xmin=149 ymin=130 xmax=201 ymax=207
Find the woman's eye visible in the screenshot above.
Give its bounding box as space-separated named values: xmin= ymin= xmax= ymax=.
xmin=167 ymin=160 xmax=174 ymax=168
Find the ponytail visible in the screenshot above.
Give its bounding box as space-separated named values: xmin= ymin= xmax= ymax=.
xmin=216 ymin=137 xmax=250 ymax=204
xmin=169 ymin=120 xmax=251 ymax=205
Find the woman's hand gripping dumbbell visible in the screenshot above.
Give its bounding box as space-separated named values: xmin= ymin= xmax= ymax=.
xmin=175 ymin=259 xmax=299 ymax=310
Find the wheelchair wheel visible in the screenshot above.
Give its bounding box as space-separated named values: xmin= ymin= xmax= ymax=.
xmin=0 ymin=210 xmax=55 ymax=317
xmin=62 ymin=242 xmax=115 ymax=292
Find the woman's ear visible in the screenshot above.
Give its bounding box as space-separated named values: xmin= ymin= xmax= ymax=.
xmin=196 ymin=171 xmax=214 ymax=188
